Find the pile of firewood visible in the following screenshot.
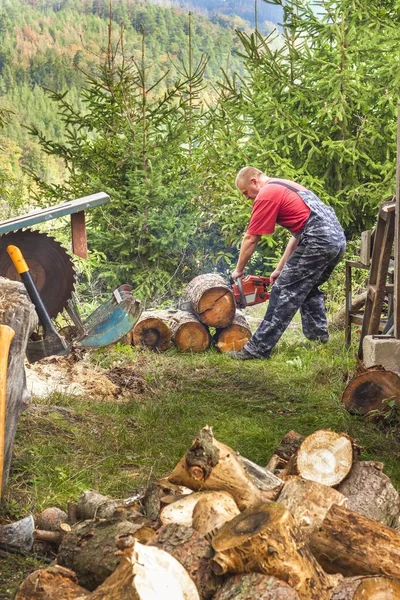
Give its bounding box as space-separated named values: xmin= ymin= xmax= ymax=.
xmin=129 ymin=273 xmax=252 ymax=354
xmin=13 ymin=426 xmax=400 ymax=599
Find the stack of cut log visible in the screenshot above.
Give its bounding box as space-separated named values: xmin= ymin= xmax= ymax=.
xmin=130 ymin=273 xmax=253 ymax=354
xmin=15 ymin=426 xmax=400 ymax=600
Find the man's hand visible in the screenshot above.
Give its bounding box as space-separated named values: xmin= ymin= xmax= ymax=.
xmin=270 ymin=268 xmax=281 ymax=285
xmin=231 ymin=269 xmax=244 ymax=281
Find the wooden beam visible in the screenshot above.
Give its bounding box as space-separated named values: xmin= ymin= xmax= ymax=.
xmin=71 ymin=211 xmax=87 ymax=259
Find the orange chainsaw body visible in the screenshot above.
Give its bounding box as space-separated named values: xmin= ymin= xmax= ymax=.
xmin=231 ymin=275 xmax=271 ymax=308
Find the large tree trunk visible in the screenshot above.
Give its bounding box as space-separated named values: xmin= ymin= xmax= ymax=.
xmin=213 ymin=573 xmax=300 ymax=600
xmin=167 ymin=309 xmax=211 ymax=352
xmin=212 ymin=502 xmax=335 ymax=600
xmin=151 ymin=523 xmax=223 ymax=599
xmin=215 ymin=311 xmax=252 ymax=353
xmin=181 ymin=274 xmax=236 ymax=328
xmin=15 ymin=565 xmax=91 ymax=600
xmin=310 ymin=503 xmax=400 ymax=578
xmin=132 ymin=310 xmax=172 ymax=352
xmin=168 ymin=426 xmax=283 ymax=510
xmin=0 ymin=278 xmax=37 ymax=491
xmin=331 ymin=576 xmax=400 ymax=600
xmin=336 ymin=460 xmax=400 ymax=527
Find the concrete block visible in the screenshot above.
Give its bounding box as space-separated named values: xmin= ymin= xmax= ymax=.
xmin=363 ymin=335 xmax=400 ymax=374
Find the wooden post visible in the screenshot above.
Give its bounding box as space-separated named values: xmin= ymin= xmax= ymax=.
xmin=394 ymin=106 xmax=400 ymax=338
xmin=71 ymin=211 xmax=88 ymax=259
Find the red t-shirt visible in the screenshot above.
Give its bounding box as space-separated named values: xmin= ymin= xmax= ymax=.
xmin=247 ymin=179 xmax=311 ymax=236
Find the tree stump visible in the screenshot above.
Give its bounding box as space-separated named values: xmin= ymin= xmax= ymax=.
xmin=276 ymin=476 xmax=347 ymax=535
xmin=132 ymin=310 xmax=172 ymax=352
xmin=168 ymin=426 xmax=283 ymax=510
xmin=213 ymin=573 xmax=300 ymax=600
xmin=310 ymin=503 xmax=400 ymax=578
xmin=168 ymin=309 xmax=211 ymax=352
xmin=331 ymin=576 xmax=400 ymax=599
xmin=181 ymin=274 xmax=236 ymax=328
xmin=215 ymin=311 xmax=252 ymax=353
xmin=151 ymin=523 xmax=222 ymax=599
xmin=336 ymin=460 xmax=400 ymax=527
xmin=296 ymin=430 xmax=353 ymax=486
xmin=15 ymin=565 xmax=91 ymax=600
xmin=57 ymin=518 xmax=155 ymax=590
xmin=342 ymin=370 xmax=400 ymax=414
xmin=91 ymin=540 xmax=200 ymax=600
xmin=0 ymin=278 xmax=37 ymax=491
xmin=212 ymin=502 xmax=334 ymax=600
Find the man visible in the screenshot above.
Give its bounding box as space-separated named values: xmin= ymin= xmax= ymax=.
xmin=228 ymin=166 xmax=346 ymax=360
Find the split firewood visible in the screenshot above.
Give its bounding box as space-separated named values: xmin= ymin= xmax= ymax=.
xmin=342 ymin=369 xmax=400 ymax=414
xmin=211 ymin=501 xmax=335 ymax=600
xmin=160 ymin=492 xmax=204 ymax=527
xmin=310 ymin=503 xmax=400 ymax=578
xmin=132 ymin=310 xmax=172 ymax=351
xmin=15 ymin=565 xmax=91 ymax=600
xmin=214 ymin=311 xmax=251 ymax=353
xmin=336 ymin=460 xmax=400 ymax=527
xmin=151 ymin=523 xmax=223 ymax=599
xmin=168 ymin=426 xmax=283 ymax=510
xmin=192 ymin=491 xmax=240 ymax=536
xmin=75 ymin=490 xmax=142 ymax=521
xmin=213 ymin=573 xmax=300 ymax=600
xmin=181 ymin=274 xmax=236 ymax=328
xmin=57 ymin=519 xmax=155 ymax=590
xmin=331 ymin=575 xmax=400 ymax=599
xmin=168 ymin=309 xmax=211 ymax=352
xmin=295 ymin=430 xmax=354 ymax=486
xmin=276 ymin=476 xmax=347 ymax=535
xmin=91 ymin=540 xmax=200 ymax=600
xmin=266 ymin=430 xmax=305 ymax=473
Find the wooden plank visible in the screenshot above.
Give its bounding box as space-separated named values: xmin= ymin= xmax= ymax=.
xmin=345 ymin=261 xmax=352 ymax=346
xmin=360 ymin=230 xmax=371 ymax=265
xmin=71 ymin=211 xmax=87 ymax=259
xmin=0 ymin=192 xmax=110 ymax=235
xmin=395 ymin=106 xmax=400 ymax=338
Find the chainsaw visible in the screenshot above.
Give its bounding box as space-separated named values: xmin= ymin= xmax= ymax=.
xmin=230 ymin=275 xmax=271 ymax=309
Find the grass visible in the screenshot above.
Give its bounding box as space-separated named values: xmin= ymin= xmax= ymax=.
xmin=2 ymin=322 xmax=400 ymax=596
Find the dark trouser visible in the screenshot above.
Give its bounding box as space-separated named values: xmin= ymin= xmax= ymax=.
xmin=245 ymin=242 xmax=345 ymax=358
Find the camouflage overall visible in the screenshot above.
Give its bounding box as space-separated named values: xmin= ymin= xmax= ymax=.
xmin=245 ymin=185 xmax=346 ymax=358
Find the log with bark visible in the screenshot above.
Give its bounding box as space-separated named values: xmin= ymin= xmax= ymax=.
xmin=74 ymin=490 xmax=143 ymax=521
xmin=213 ymin=573 xmax=300 ymax=600
xmin=91 ymin=540 xmax=200 ymax=600
xmin=214 ymin=311 xmax=252 ymax=353
xmin=336 ymin=460 xmax=400 ymax=527
xmin=342 ymin=369 xmax=400 ymax=415
xmin=167 ymin=309 xmax=211 ymax=352
xmin=310 ymin=503 xmax=400 ymax=578
xmin=295 ymin=430 xmax=354 ymax=486
xmin=57 ymin=518 xmax=156 ymax=590
xmin=15 ymin=565 xmax=91 ymax=600
xmin=211 ymin=501 xmax=335 ymax=600
xmin=330 ymin=292 xmax=367 ymax=329
xmin=181 ymin=274 xmax=236 ymax=328
xmin=168 ymin=426 xmax=283 ymax=510
xmin=0 ymin=278 xmax=37 ymax=491
xmin=132 ymin=310 xmax=172 ymax=352
xmin=331 ymin=575 xmax=400 ymax=600
xmin=151 ymin=522 xmax=223 ymax=599
xmin=266 ymin=430 xmax=305 ymax=473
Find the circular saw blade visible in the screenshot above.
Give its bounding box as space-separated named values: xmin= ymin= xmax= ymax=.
xmin=0 ymin=230 xmax=76 ymax=318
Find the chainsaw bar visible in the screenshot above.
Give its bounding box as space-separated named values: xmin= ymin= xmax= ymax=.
xmin=0 ymin=229 xmax=76 ymax=318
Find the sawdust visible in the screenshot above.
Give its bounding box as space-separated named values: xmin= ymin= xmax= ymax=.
xmin=25 ymin=355 xmax=146 ymax=401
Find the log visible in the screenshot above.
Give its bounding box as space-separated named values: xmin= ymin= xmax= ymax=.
xmin=168 ymin=426 xmax=283 ymax=510
xmin=331 ymin=576 xmax=400 ymax=599
xmin=151 ymin=523 xmax=222 ymax=599
xmin=35 ymin=507 xmax=69 ymax=530
xmin=75 ymin=490 xmax=143 ymax=521
xmin=168 ymin=309 xmax=211 ymax=352
xmin=342 ymin=370 xmax=400 ymax=414
xmin=15 ymin=565 xmax=91 ymax=600
xmin=310 ymin=503 xmax=400 ymax=578
xmin=91 ymin=540 xmax=200 ymax=600
xmin=160 ymin=492 xmax=205 ymax=527
xmin=215 ymin=311 xmax=251 ymax=353
xmin=277 ymin=476 xmax=347 ymax=535
xmin=330 ymin=292 xmax=367 ymax=329
xmin=182 ymin=274 xmax=236 ymax=328
xmin=212 ymin=502 xmax=335 ymax=600
xmin=296 ymin=430 xmax=353 ymax=486
xmin=57 ymin=518 xmax=155 ymax=590
xmin=336 ymin=460 xmax=400 ymax=527
xmin=213 ymin=573 xmax=300 ymax=600
xmin=266 ymin=430 xmax=305 ymax=473
xmin=0 ymin=278 xmax=37 ymax=490
xmin=192 ymin=491 xmax=240 ymax=536
xmin=132 ymin=310 xmax=172 ymax=352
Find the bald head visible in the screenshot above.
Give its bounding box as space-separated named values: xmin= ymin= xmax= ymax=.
xmin=235 ymin=166 xmax=269 ymax=200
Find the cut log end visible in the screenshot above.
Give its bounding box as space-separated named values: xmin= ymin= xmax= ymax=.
xmin=198 ymin=289 xmax=236 ymax=328
xmin=297 ymin=430 xmax=353 ymax=486
xmin=342 ymin=370 xmax=400 ymax=415
xmin=133 ymin=316 xmax=171 ymax=352
xmin=174 ymin=322 xmax=211 ymax=353
xmin=215 ymin=325 xmax=251 ymax=353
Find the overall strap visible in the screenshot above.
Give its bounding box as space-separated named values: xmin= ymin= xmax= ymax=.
xmin=266 ymin=180 xmax=303 ymax=195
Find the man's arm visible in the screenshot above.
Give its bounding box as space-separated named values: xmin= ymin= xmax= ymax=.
xmin=270 ymin=236 xmax=299 ymax=284
xmin=231 ymin=233 xmax=261 ymax=280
